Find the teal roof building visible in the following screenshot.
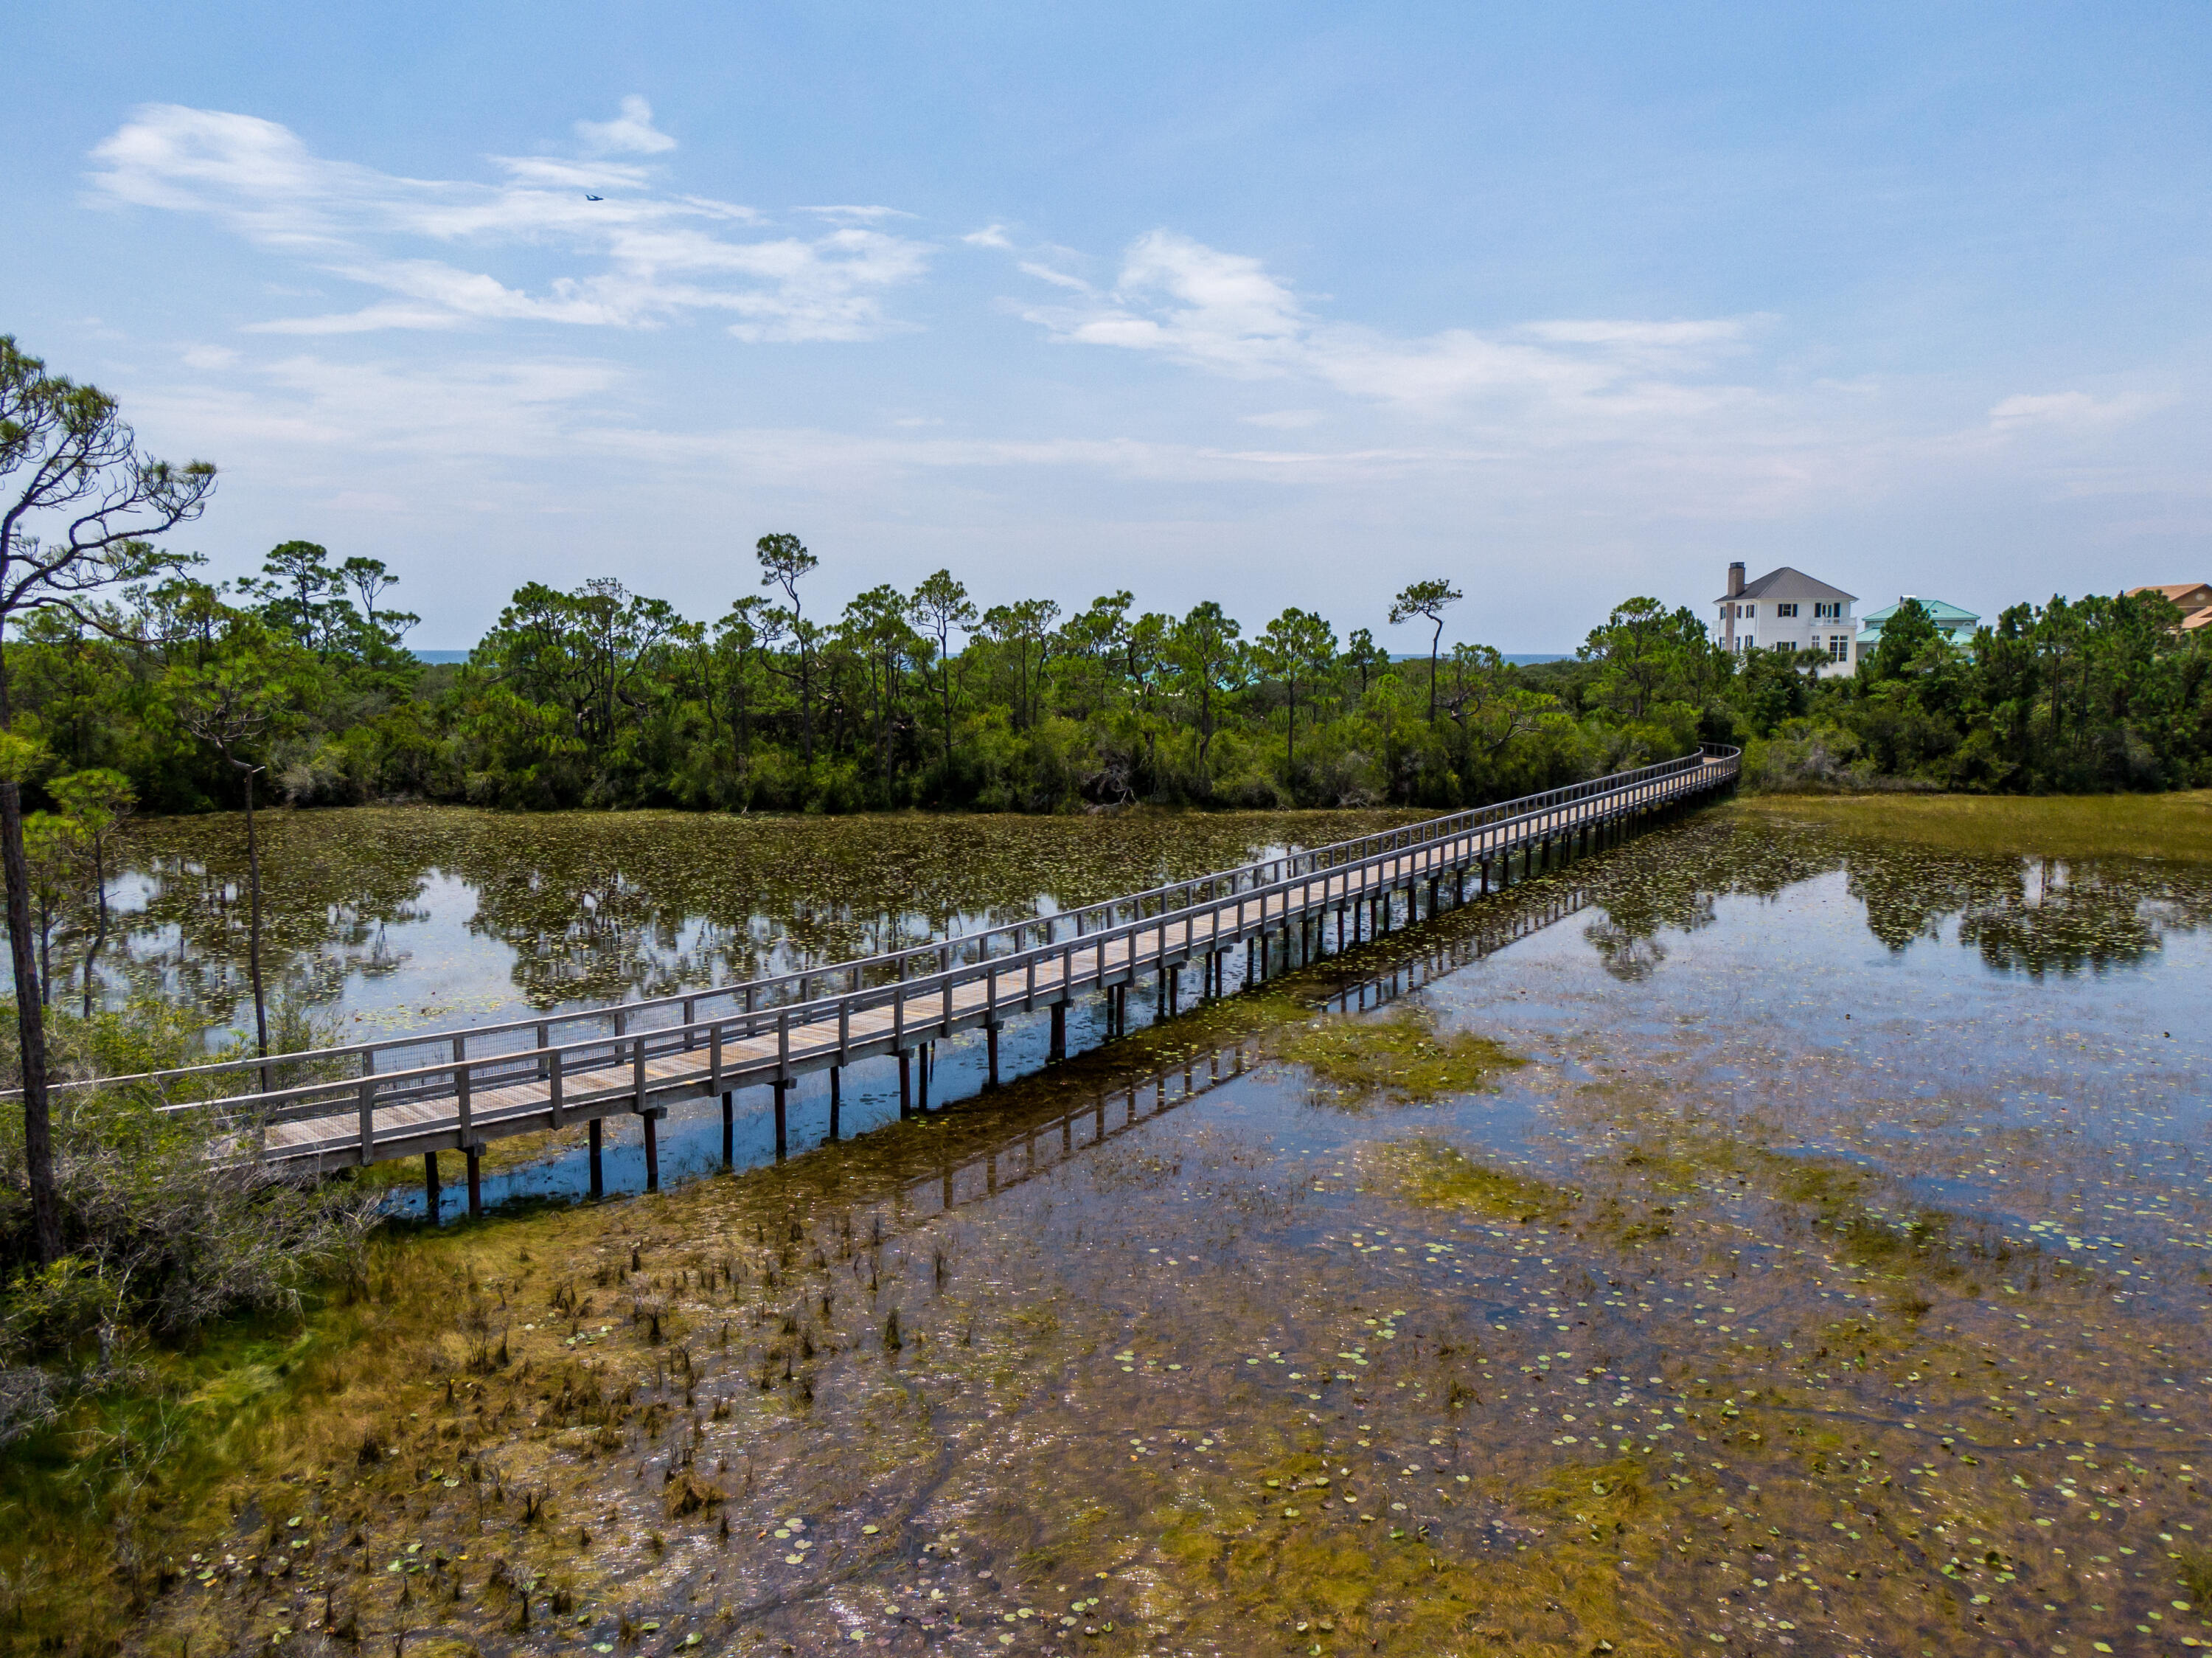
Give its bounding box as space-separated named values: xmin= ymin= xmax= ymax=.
xmin=1859 ymin=597 xmax=1980 ymax=646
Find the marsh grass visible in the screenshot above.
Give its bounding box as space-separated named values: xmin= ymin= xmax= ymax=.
xmin=1378 ymin=1140 xmax=1568 ymax=1222
xmin=1276 ymin=1007 xmax=1524 ymax=1108
xmin=1738 ymin=788 xmax=2212 ymax=862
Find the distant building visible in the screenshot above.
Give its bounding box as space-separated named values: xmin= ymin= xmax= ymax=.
xmin=2126 ymin=583 xmax=2212 ymax=631
xmin=1859 ymin=597 xmax=1980 ymax=659
xmin=1715 ymin=563 xmax=1857 ymax=678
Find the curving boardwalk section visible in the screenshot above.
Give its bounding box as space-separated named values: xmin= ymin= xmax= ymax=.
xmin=48 ymin=745 xmax=1737 ymax=1210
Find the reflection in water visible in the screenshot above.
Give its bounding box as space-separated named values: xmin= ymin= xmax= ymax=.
xmin=1569 ymin=810 xmax=2212 ymax=979
xmin=53 ymin=805 xmax=1426 ymax=1037
xmin=52 ymin=802 xmax=2212 ymax=1057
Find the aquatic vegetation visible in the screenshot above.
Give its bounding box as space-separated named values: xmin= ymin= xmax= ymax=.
xmin=1377 ymin=1140 xmax=1567 ymax=1222
xmin=1740 ymin=788 xmax=2212 ymax=864
xmin=1276 ymin=1008 xmax=1524 ymax=1109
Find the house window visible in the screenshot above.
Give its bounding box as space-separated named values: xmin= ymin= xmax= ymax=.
xmin=1814 ymin=601 xmax=1843 ymax=620
xmin=1741 ymin=636 xmax=1756 ymax=652
xmin=1743 ymin=604 xmax=1756 ymax=620
xmin=1829 ymin=635 xmax=1849 ymax=661
xmin=1775 ymin=603 xmax=1798 ymax=617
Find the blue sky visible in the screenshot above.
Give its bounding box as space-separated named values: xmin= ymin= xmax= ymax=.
xmin=12 ymin=1 xmax=2212 ymax=650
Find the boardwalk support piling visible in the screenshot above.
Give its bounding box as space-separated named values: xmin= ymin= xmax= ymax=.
xmin=829 ymin=1066 xmax=842 ymax=1139
xmin=773 ymin=1081 xmax=788 ymax=1159
xmin=1049 ymin=1001 xmax=1066 ymax=1061
xmin=465 ymin=1143 xmax=483 ymax=1219
xmin=642 ymin=1109 xmax=661 ymax=1193
xmin=588 ymin=1117 xmax=603 ymax=1199
xmin=898 ymin=1050 xmax=913 ymax=1117
xmin=423 ymin=1151 xmax=439 ymax=1223
xmin=720 ymin=1092 xmax=734 ymax=1166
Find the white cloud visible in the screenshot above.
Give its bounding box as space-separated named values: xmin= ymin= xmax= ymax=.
xmin=88 ymin=104 xmax=928 ymax=341
xmin=1017 ymin=227 xmax=1760 ymax=417
xmin=961 ymin=224 xmax=1012 ymax=249
xmin=574 ymin=96 xmax=676 ymax=157
xmin=1016 ymin=260 xmax=1093 ymax=294
xmin=1240 ymin=409 xmax=1323 ymax=429
xmin=1988 ymin=390 xmax=2148 ymax=431
xmin=799 ymin=204 xmax=917 ymax=223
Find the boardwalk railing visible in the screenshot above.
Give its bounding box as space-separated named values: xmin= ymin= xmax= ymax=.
xmin=24 ymin=744 xmax=1737 ymax=1204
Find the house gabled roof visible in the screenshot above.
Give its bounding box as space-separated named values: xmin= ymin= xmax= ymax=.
xmin=1713 ymin=566 xmax=1857 ymax=604
xmin=2129 ymin=583 xmax=2212 ymax=608
xmin=1860 ymin=597 xmax=1980 ymax=628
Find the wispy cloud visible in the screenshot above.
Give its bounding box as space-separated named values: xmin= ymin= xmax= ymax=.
xmin=574 ymin=95 xmax=678 ymax=157
xmin=1987 ymin=389 xmax=2152 ymax=431
xmin=89 ymin=104 xmax=930 ymax=341
xmin=1014 ymin=228 xmax=1761 ymax=417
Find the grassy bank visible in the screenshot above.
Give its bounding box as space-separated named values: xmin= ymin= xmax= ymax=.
xmin=1737 ymin=788 xmax=2212 ymax=862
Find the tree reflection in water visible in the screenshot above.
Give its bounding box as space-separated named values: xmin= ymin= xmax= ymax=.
xmin=1571 ymin=811 xmax=2211 ymax=980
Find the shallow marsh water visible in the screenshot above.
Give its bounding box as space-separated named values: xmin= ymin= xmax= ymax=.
xmin=72 ymin=807 xmax=1425 ymax=1038
xmin=107 ymin=803 xmax=2212 ymax=1658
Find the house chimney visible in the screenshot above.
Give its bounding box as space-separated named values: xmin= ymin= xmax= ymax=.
xmin=1727 ymin=561 xmax=1745 ymax=598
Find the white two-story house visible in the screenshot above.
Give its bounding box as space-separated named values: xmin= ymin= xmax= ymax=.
xmin=1714 ymin=563 xmax=1857 ymax=679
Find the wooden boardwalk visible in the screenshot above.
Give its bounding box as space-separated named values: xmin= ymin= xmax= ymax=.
xmin=44 ymin=745 xmax=1737 ymax=1213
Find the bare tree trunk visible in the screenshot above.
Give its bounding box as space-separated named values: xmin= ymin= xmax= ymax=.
xmin=1 ymin=774 xmax=60 ymax=1263
xmin=243 ymin=768 xmax=271 ymax=1092
xmin=0 ymin=630 xmax=62 ymax=1262
xmin=82 ymin=840 xmax=108 ymax=1021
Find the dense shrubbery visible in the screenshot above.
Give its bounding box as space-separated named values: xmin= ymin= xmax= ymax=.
xmin=0 ymin=1000 xmax=377 ymax=1441
xmin=1718 ymin=592 xmax=2212 ymax=793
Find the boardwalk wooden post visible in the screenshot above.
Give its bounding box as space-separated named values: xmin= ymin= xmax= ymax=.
xmin=986 ymin=966 xmax=1001 ymax=1086
xmin=453 ymin=1037 xmax=473 ymax=1160
xmin=423 ymin=1151 xmax=439 ymax=1223
xmin=898 ymin=1049 xmax=913 ymax=1117
xmin=773 ymin=1081 xmax=788 ymax=1159
xmin=549 ymin=1046 xmax=566 ymax=1128
xmin=642 ymin=1111 xmax=660 ymax=1192
xmin=357 ymin=1054 xmax=375 ymax=1165
xmin=465 ymin=1145 xmax=482 ymax=1219
xmin=588 ymin=1117 xmax=603 ymax=1199
xmin=1049 ymin=1001 xmax=1066 ymax=1061
xmin=721 ymin=1090 xmax=734 ymax=1165
xmin=829 ymin=1066 xmax=841 ymax=1140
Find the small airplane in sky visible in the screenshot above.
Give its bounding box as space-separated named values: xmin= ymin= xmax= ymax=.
xmin=585 ymin=194 xmax=603 ymax=201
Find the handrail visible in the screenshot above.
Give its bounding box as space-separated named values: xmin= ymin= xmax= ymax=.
xmin=26 ymin=746 xmax=1736 ymax=1107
